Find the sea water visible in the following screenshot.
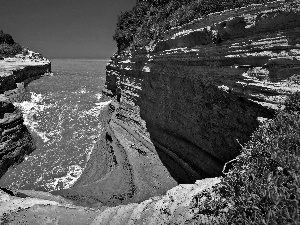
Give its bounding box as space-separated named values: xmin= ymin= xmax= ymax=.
xmin=0 ymin=58 xmax=110 ymax=191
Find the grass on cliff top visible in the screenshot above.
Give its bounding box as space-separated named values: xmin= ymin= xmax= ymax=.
xmin=113 ymin=0 xmax=273 ymax=52
xmin=194 ymin=92 xmax=300 ymax=224
xmin=0 ymin=30 xmax=23 ymax=58
xmin=0 ymin=43 xmax=23 ymax=58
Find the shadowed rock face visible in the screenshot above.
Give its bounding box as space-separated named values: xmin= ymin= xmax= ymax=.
xmin=0 ymin=95 xmax=35 ymax=178
xmin=103 ymin=57 xmax=275 ymax=185
xmin=138 ymin=63 xmax=274 ymax=182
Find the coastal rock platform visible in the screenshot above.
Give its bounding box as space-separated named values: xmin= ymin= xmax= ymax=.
xmin=0 ymin=58 xmax=51 ymax=178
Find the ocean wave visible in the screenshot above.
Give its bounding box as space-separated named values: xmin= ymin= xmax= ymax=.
xmin=95 ymin=93 xmax=102 ymax=100
xmin=44 ymin=165 xmax=83 ymax=190
xmin=15 ymin=92 xmax=53 ymax=143
xmin=80 ymin=99 xmax=111 ymax=118
xmin=0 ymin=59 xmax=109 ymax=192
xmin=79 ymin=87 xmax=87 ymax=94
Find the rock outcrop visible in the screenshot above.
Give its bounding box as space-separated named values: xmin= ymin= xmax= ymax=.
xmin=0 ymin=59 xmax=51 ymax=178
xmin=53 ymin=0 xmax=300 ymax=210
xmin=1 ymin=0 xmax=300 ymax=224
xmin=51 ymin=100 xmax=177 ymax=207
xmin=103 ymin=0 xmax=300 ymax=186
xmin=0 ymin=95 xmax=35 ymax=178
xmin=1 ymin=177 xmax=221 ymax=224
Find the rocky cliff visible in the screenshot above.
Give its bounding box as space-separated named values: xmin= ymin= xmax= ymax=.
xmin=0 ymin=58 xmax=51 ymax=178
xmin=103 ymin=0 xmax=299 ymax=184
xmin=51 ymin=0 xmax=299 ymax=210
xmin=1 ymin=0 xmax=300 ymax=224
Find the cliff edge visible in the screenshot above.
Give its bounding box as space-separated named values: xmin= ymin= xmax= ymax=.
xmin=0 ymin=54 xmax=51 ymax=177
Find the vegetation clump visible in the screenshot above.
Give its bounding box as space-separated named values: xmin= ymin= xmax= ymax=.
xmin=193 ymin=92 xmax=300 ymax=224
xmin=284 ymin=91 xmax=300 ymax=113
xmin=114 ymin=0 xmax=272 ymax=52
xmin=0 ymin=30 xmax=23 ymax=57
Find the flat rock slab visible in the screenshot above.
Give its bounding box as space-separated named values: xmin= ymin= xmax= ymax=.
xmin=0 ymin=59 xmax=50 ymax=77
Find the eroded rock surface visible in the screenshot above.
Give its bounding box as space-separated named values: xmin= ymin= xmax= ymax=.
xmin=1 ymin=177 xmax=221 ymax=224
xmin=52 ymin=100 xmax=177 ymax=207
xmin=0 ymin=95 xmax=35 ymax=178
xmin=0 ymin=60 xmax=51 ymax=94
xmin=104 ymin=0 xmax=300 ymax=186
xmin=0 ymin=59 xmax=51 ymax=178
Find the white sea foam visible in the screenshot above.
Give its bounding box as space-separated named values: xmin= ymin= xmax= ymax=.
xmin=45 ymin=165 xmax=83 ymax=190
xmin=96 ymin=100 xmax=111 ymax=108
xmin=35 ymin=174 xmax=43 ymax=183
xmin=15 ymin=92 xmax=52 ymax=143
xmin=80 ymin=99 xmax=111 ymax=168
xmin=81 ymin=100 xmax=111 ymax=118
xmin=85 ymin=144 xmax=95 ymax=165
xmin=79 ymin=87 xmax=87 ymax=94
xmin=95 ymin=93 xmax=102 ymax=100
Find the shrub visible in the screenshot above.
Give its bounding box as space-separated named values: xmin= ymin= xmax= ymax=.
xmin=193 ymin=93 xmax=300 ymax=224
xmin=0 ymin=30 xmax=15 ymax=45
xmin=0 ymin=43 xmax=23 ymax=57
xmin=113 ymin=0 xmax=273 ymax=52
xmin=221 ymin=111 xmax=300 ymax=224
xmin=284 ymin=91 xmax=300 ymax=113
xmin=0 ymin=30 xmax=22 ymax=57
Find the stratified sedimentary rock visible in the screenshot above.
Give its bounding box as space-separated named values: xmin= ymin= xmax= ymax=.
xmin=103 ymin=0 xmax=300 ymax=185
xmin=0 ymin=59 xmax=51 ymax=178
xmin=0 ymin=95 xmax=35 ymax=177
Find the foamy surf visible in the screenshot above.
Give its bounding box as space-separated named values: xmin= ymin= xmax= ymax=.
xmin=81 ymin=99 xmax=111 ymax=118
xmin=81 ymin=99 xmax=112 ymax=163
xmin=79 ymin=87 xmax=87 ymax=94
xmin=15 ymin=92 xmax=52 ymax=143
xmin=95 ymin=93 xmax=102 ymax=100
xmin=0 ymin=59 xmax=108 ymax=193
xmin=45 ymin=165 xmax=83 ymax=190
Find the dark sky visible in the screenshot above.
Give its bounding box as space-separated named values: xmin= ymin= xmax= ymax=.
xmin=0 ymin=0 xmax=136 ymax=59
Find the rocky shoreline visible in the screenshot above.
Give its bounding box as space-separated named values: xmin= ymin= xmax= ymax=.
xmin=0 ymin=0 xmax=300 ymax=223
xmin=0 ymin=57 xmax=51 ymax=178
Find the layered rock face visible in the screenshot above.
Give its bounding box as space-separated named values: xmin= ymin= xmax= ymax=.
xmin=0 ymin=62 xmax=51 ymax=94
xmin=0 ymin=60 xmax=51 ymax=178
xmin=104 ymin=0 xmax=300 ymax=185
xmin=0 ymin=96 xmax=34 ymax=178
xmin=52 ymin=0 xmax=300 ymax=208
